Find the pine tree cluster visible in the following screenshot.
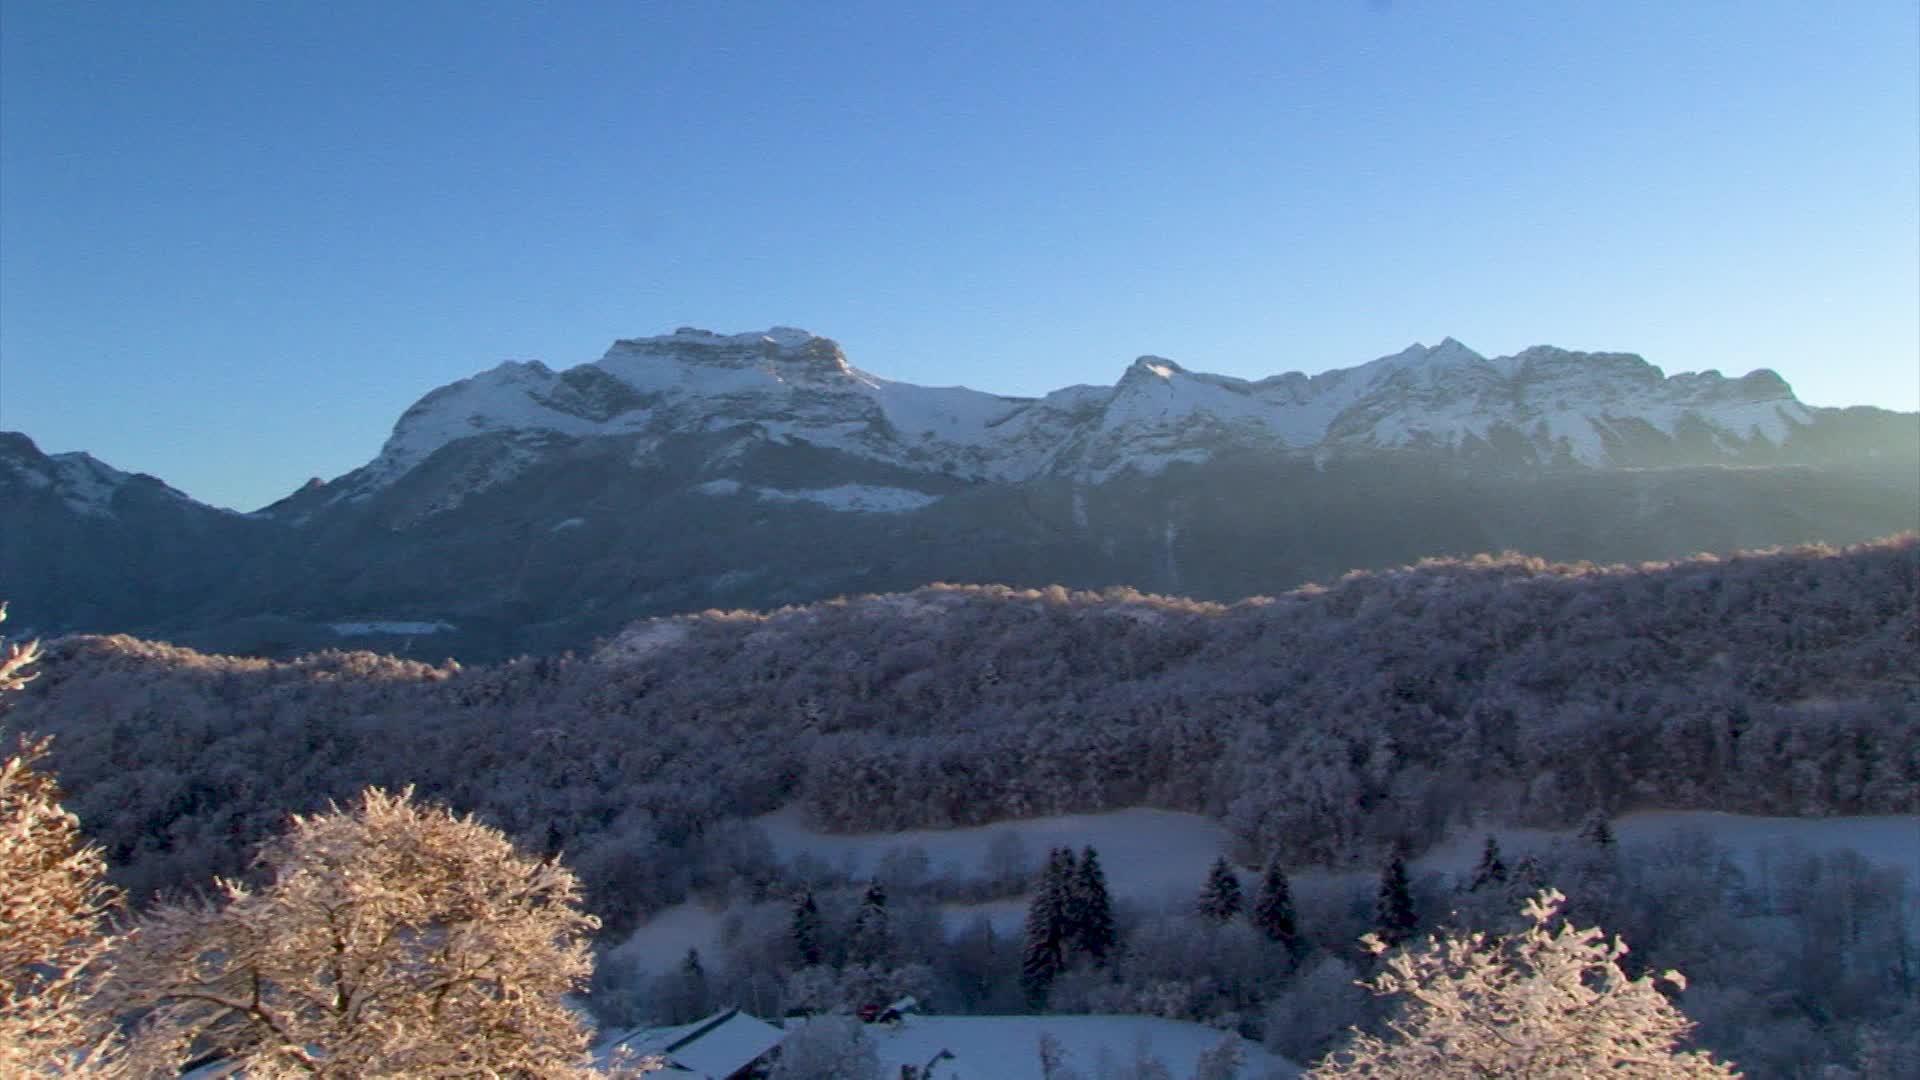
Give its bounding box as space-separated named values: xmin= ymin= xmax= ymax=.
xmin=1020 ymin=846 xmax=1117 ymax=1004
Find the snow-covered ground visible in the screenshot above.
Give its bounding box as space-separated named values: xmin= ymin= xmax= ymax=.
xmin=1421 ymin=810 xmax=1919 ymax=886
xmin=754 ymin=804 xmax=1230 ymax=908
xmin=615 ymin=805 xmax=1919 ymax=972
xmin=863 ymin=1013 xmax=1297 ymax=1079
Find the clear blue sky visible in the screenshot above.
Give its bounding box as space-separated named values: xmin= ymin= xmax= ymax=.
xmin=3 ymin=1 xmax=1915 ymax=511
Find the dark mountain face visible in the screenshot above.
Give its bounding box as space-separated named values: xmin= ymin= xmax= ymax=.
xmin=0 ymin=433 xmax=280 ymax=640
xmin=6 ymin=331 xmax=1916 ymax=660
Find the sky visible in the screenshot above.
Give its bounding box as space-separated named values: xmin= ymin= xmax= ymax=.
xmin=2 ymin=1 xmax=1915 ymax=511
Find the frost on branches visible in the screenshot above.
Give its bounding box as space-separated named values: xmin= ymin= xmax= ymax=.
xmin=111 ymin=787 xmax=602 ymax=1078
xmin=0 ymin=604 xmax=127 ymax=1075
xmin=1309 ymin=889 xmax=1738 ymax=1078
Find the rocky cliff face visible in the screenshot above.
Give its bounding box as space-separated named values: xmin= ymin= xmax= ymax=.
xmin=268 ymin=328 xmax=1832 ymax=521
xmin=6 ymin=330 xmax=1914 ymax=659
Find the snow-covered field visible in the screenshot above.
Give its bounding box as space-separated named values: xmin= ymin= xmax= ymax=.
xmin=615 ymin=805 xmax=1919 ymax=971
xmin=755 ymin=804 xmax=1231 ymax=906
xmin=863 ymin=1013 xmax=1297 ymax=1079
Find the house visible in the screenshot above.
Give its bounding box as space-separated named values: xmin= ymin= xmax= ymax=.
xmin=602 ymin=1007 xmax=788 ymax=1079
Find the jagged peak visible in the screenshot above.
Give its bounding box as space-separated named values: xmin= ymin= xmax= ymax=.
xmin=1122 ymin=355 xmax=1186 ymax=382
xmin=612 ymin=326 xmax=825 ymax=351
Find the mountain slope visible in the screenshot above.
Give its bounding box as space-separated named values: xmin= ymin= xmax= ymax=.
xmin=10 ymin=536 xmax=1915 ymax=931
xmin=267 ymin=328 xmax=1866 ymax=519
xmin=6 ymin=330 xmax=1914 ymax=658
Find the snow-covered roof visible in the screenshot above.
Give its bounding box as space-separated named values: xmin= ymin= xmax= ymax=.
xmin=608 ymin=1008 xmax=786 ymax=1079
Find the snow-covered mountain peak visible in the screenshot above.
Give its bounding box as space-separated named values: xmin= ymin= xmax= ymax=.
xmin=0 ymin=433 xmax=196 ymax=517
xmin=297 ymin=327 xmax=1847 ymax=512
xmin=598 ymin=326 xmax=854 ymax=384
xmin=1125 ymin=356 xmax=1186 ymax=381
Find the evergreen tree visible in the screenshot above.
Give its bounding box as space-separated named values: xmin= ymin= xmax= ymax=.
xmin=848 ymin=881 xmax=894 ymax=966
xmin=1467 ymin=834 xmax=1508 ymax=893
xmin=1069 ymin=845 xmax=1117 ymax=965
xmin=1251 ymin=856 xmax=1301 ymax=957
xmin=1020 ymin=848 xmax=1074 ymax=1005
xmin=1578 ymin=810 xmax=1616 ymax=851
xmin=791 ymin=889 xmax=824 ymax=968
xmin=1374 ymin=851 xmax=1417 ymax=949
xmin=661 ymin=947 xmax=713 ymax=1023
xmin=1196 ymin=855 xmax=1244 ymax=924
xmin=1506 ymin=853 xmax=1548 ymax=905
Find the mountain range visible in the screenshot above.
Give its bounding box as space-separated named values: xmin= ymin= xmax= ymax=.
xmin=5 ymin=328 xmax=1915 ymax=659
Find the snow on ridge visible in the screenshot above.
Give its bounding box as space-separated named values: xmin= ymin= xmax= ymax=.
xmin=329 ymin=620 xmax=454 ymax=636
xmin=330 ymin=330 xmax=1824 ymax=501
xmin=47 ymin=453 xmax=131 ymax=516
xmin=756 ymin=484 xmax=941 ymax=513
xmin=597 ymin=621 xmax=692 ymax=665
xmin=692 ymin=480 xmax=941 ymax=513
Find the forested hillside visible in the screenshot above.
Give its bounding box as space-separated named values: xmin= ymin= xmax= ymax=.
xmin=9 ymin=535 xmax=1913 ymax=939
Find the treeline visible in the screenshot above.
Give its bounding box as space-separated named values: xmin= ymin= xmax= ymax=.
xmin=7 ymin=536 xmax=1916 ymax=939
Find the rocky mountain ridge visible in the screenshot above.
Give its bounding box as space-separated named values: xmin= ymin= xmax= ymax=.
xmin=5 ymin=330 xmax=1914 ymax=659
xmin=268 ymin=327 xmax=1829 ymax=521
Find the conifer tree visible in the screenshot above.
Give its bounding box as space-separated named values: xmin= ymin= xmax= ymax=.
xmin=1252 ymin=856 xmax=1301 ymax=958
xmin=1020 ymin=848 xmax=1074 ymax=1005
xmin=1196 ymin=855 xmax=1244 ymax=924
xmin=791 ymin=888 xmax=824 ymax=968
xmin=1578 ymin=811 xmax=1616 ymax=851
xmin=848 ymin=881 xmax=894 ymax=967
xmin=1374 ymin=851 xmax=1417 ymax=949
xmin=1467 ymin=834 xmax=1508 ymax=893
xmin=1069 ymin=845 xmax=1117 ymax=965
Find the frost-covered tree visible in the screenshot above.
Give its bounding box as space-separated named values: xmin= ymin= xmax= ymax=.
xmin=0 ymin=606 xmax=127 ymax=1075
xmin=111 ymin=787 xmax=600 ymax=1078
xmin=1196 ymin=856 xmax=1244 ymax=924
xmin=1068 ymin=845 xmax=1117 ymax=965
xmin=770 ymin=1015 xmax=881 ymax=1080
xmin=848 ymin=881 xmax=894 ymax=967
xmin=1191 ymin=1032 xmax=1246 ymax=1080
xmin=1308 ymin=889 xmax=1739 ymax=1078
xmin=791 ymin=888 xmax=825 ymax=968
xmin=0 ymin=741 xmax=127 ymax=1076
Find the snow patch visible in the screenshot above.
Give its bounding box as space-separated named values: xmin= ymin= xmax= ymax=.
xmin=755 ymin=484 xmax=941 ymax=513
xmin=328 ymin=620 xmax=454 ymax=636
xmin=691 ymin=479 xmax=940 ymax=513
xmin=598 ymin=621 xmax=692 ymax=664
xmin=755 ymin=805 xmax=1232 ymax=911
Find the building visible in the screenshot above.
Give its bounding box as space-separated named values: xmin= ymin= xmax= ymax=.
xmin=602 ymin=1007 xmax=788 ymax=1079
